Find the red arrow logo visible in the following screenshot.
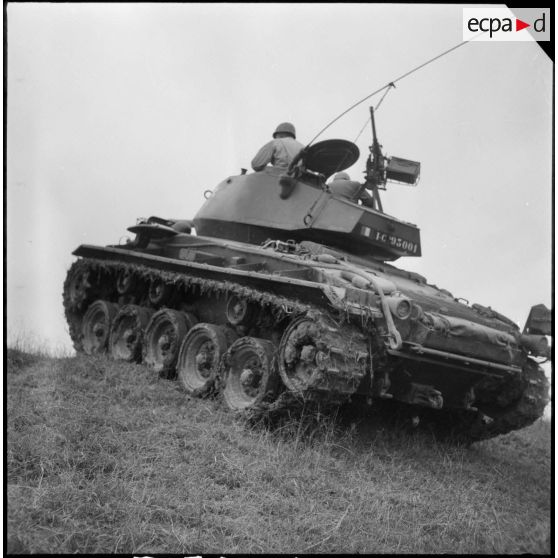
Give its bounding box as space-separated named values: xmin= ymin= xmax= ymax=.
xmin=516 ymin=18 xmax=530 ymax=31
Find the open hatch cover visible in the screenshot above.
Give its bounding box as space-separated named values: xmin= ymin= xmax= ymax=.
xmin=303 ymin=139 xmax=360 ymax=179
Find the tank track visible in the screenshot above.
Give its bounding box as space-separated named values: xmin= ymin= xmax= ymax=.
xmin=63 ymin=257 xmax=548 ymax=440
xmin=473 ymin=358 xmax=549 ymax=441
xmin=426 ymin=358 xmax=549 ymax=443
xmin=63 ymin=257 xmax=368 ymax=409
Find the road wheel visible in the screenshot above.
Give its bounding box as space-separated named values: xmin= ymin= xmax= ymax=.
xmin=148 ymin=278 xmax=170 ymax=306
xmin=81 ymin=300 xmax=119 ymax=355
xmin=109 ymin=304 xmax=154 ymax=362
xmin=278 ymin=315 xmax=368 ymax=401
xmin=225 ymin=295 xmax=255 ymax=326
xmin=222 ymin=337 xmax=278 ymax=410
xmin=66 ymin=268 xmax=92 ymax=311
xmin=116 ymin=269 xmax=136 ymax=296
xmin=143 ymin=309 xmax=197 ymax=377
xmin=278 ymin=316 xmax=330 ymax=393
xmin=177 ymin=323 xmax=236 ymax=396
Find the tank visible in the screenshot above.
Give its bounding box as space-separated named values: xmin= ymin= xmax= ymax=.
xmin=63 ymin=109 xmax=550 ymax=442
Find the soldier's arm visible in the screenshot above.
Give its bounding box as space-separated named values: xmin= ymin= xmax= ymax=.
xmin=359 ymin=188 xmax=375 ymax=208
xmin=352 ymin=182 xmax=375 ymax=208
xmin=251 ymin=141 xmax=275 ymax=172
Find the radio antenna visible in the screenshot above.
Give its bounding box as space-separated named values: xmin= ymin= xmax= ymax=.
xmin=307 ymin=37 xmax=478 ymax=147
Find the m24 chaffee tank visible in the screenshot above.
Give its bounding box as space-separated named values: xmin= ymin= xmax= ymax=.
xmin=63 ymin=109 xmax=550 ymax=442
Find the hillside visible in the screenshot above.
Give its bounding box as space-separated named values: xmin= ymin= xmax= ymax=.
xmin=7 ymin=348 xmax=551 ymax=554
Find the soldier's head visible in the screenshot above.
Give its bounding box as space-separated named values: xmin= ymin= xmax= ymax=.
xmin=332 ymin=171 xmax=350 ymax=181
xmin=273 ymin=122 xmax=296 ymax=139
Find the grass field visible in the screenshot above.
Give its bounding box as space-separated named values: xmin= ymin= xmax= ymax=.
xmin=6 ymin=347 xmax=552 ymax=554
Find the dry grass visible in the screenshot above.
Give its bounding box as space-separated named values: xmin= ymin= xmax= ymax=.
xmin=7 ymin=347 xmax=551 ymax=554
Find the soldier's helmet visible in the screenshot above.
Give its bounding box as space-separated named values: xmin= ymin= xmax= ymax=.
xmin=273 ymin=122 xmax=296 ymax=139
xmin=332 ymin=171 xmax=350 ymax=181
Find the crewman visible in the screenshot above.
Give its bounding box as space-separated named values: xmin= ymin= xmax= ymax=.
xmin=251 ymin=122 xmax=305 ymax=172
xmin=328 ymin=172 xmax=374 ymax=208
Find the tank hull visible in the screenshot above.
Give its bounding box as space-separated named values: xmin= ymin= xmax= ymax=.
xmin=63 ymin=230 xmax=549 ymax=442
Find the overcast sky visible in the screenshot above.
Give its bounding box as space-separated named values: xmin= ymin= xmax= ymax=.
xmin=7 ymin=3 xmax=552 ymax=353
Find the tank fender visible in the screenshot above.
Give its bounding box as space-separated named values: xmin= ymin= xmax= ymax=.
xmin=171 ymin=219 xmax=194 ymax=234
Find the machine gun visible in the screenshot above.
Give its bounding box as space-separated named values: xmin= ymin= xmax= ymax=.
xmin=363 ymin=106 xmax=421 ymax=212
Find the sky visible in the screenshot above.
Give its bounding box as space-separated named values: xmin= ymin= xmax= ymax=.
xmin=6 ymin=3 xmax=553 ymax=354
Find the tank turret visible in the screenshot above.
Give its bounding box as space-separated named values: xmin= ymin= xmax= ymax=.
xmin=195 ymin=108 xmax=421 ymax=261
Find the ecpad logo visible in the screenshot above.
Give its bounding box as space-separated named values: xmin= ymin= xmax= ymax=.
xmin=463 ymin=8 xmax=550 ymax=41
xmin=467 ymin=15 xmax=534 ymax=37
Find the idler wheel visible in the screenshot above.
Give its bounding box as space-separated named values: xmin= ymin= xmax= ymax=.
xmin=67 ymin=268 xmax=92 ymax=310
xmin=222 ymin=337 xmax=279 ymax=410
xmin=177 ymin=323 xmax=237 ymax=396
xmin=278 ymin=316 xmax=339 ymax=394
xmin=109 ymin=304 xmax=154 ymax=362
xmin=143 ymin=309 xmax=197 ymax=377
xmin=81 ymin=300 xmax=120 ymax=355
xmin=148 ymin=278 xmax=171 ymax=306
xmin=116 ymin=269 xmax=136 ymax=295
xmin=225 ymin=295 xmax=255 ymax=326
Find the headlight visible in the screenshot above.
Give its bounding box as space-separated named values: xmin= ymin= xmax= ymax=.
xmin=386 ymin=296 xmax=413 ymax=320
